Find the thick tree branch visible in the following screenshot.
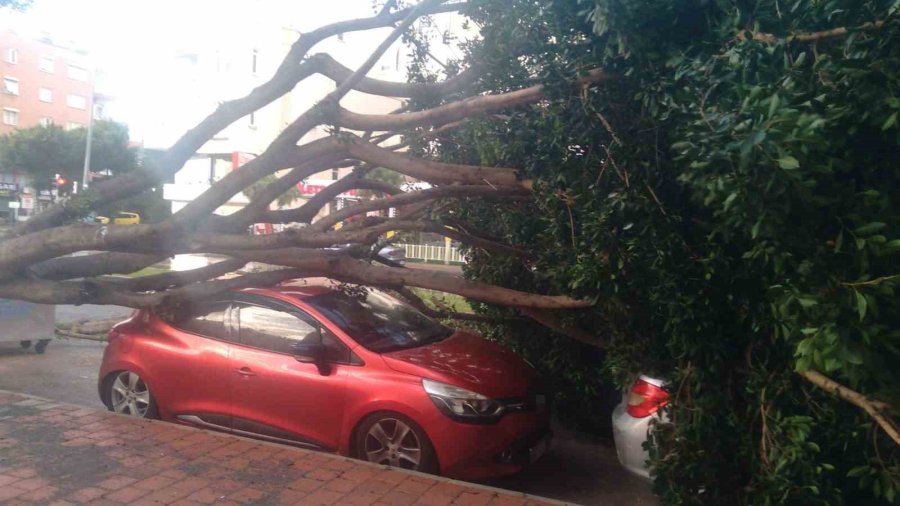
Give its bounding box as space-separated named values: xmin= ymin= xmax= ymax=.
xmin=214 ymin=249 xmax=589 ymax=309
xmin=29 ymin=252 xmax=165 ymax=281
xmin=518 ymin=307 xmax=603 ymax=348
xmin=333 ymin=69 xmax=611 ymax=132
xmin=797 ymin=370 xmax=899 ymax=446
xmin=260 ymin=179 xmax=404 ymax=225
xmin=346 ymin=139 xmax=524 ymax=186
xmin=746 ymin=20 xmax=886 ymax=44
xmin=103 ymin=258 xmax=247 ymax=293
xmin=310 ymin=52 xmax=476 ymax=99
xmin=392 ymin=287 xmax=522 ymax=323
xmin=315 ymin=185 xmax=529 ymax=230
xmin=270 ymin=0 xmax=447 ymax=153
xmin=7 ymin=1 xmax=465 ymax=238
xmin=0 ymin=268 xmax=307 ymax=308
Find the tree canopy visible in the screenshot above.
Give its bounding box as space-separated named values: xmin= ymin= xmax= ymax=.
xmin=410 ymin=0 xmax=899 ymax=503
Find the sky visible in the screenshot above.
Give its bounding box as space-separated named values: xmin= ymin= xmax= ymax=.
xmin=8 ymin=0 xmax=469 ymax=148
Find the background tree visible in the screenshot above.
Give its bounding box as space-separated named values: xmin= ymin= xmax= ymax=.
xmin=0 ymin=124 xmax=81 ymax=192
xmin=0 ymin=120 xmax=139 ymax=194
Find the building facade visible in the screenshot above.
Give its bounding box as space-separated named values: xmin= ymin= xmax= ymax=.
xmin=0 ymin=28 xmax=95 ymax=134
xmin=0 ymin=26 xmax=101 ymax=224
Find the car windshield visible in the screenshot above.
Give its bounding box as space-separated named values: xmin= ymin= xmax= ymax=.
xmin=305 ymin=289 xmax=454 ymax=353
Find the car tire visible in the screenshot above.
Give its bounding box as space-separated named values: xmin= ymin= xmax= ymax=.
xmin=34 ymin=339 xmax=50 ymax=354
xmin=19 ymin=340 xmax=31 ymax=349
xmin=355 ymin=412 xmax=438 ymax=474
xmin=103 ymin=370 xmax=159 ymax=419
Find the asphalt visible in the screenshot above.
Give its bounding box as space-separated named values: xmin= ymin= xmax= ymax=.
xmin=0 ymin=304 xmax=656 ymax=505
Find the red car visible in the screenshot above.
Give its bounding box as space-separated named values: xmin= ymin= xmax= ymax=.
xmin=98 ymin=282 xmax=551 ymax=479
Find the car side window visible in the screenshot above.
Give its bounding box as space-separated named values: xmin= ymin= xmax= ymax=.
xmin=236 ymin=303 xmax=351 ymax=362
xmin=167 ymin=301 xmax=232 ymax=341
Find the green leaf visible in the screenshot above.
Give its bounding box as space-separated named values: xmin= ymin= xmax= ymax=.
xmin=768 ymin=94 xmax=781 ymax=118
xmin=854 ymin=222 xmax=886 ymax=236
xmin=847 ymin=466 xmax=869 ymax=478
xmin=778 ymin=156 xmax=800 ymax=170
xmin=797 ymin=297 xmax=818 ymax=308
xmin=884 ymin=239 xmax=900 ymax=253
xmin=855 ymin=291 xmax=867 ymax=321
xmin=882 ymin=112 xmax=898 ymax=130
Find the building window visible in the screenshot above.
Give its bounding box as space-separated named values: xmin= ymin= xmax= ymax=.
xmin=2 ymin=108 xmax=19 ymax=126
xmin=67 ymin=64 xmax=88 ymax=81
xmin=67 ymin=94 xmax=86 ymax=109
xmin=251 ymin=49 xmax=258 ymax=74
xmin=331 ymin=168 xmax=339 ymax=181
xmin=3 ymin=77 xmax=19 ymax=95
xmin=40 ymin=56 xmax=54 ymax=73
xmin=5 ymin=48 xmax=17 ymax=64
xmin=39 ymin=117 xmax=53 ymax=126
xmin=66 ymin=122 xmax=83 ymax=131
xmin=39 ymin=87 xmax=52 ymax=103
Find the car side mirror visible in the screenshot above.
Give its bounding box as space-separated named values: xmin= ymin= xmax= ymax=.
xmin=290 ymin=329 xmax=331 ymax=376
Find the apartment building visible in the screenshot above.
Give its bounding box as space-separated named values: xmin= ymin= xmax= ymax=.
xmin=0 ymin=28 xmax=95 ymax=134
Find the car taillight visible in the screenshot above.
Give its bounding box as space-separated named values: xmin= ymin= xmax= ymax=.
xmin=626 ymin=378 xmax=669 ymax=418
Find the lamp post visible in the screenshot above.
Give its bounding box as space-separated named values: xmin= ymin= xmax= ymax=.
xmin=80 ymin=91 xmax=95 ymax=193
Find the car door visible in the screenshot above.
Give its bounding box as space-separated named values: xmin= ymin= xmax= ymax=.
xmin=153 ymin=299 xmax=236 ymax=430
xmin=230 ymin=295 xmax=351 ymax=451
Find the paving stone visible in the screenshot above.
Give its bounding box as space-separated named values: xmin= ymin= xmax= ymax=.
xmin=0 ymin=390 xmax=561 ymax=506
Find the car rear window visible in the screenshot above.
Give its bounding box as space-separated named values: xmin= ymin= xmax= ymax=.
xmin=305 ymin=290 xmax=452 ymax=353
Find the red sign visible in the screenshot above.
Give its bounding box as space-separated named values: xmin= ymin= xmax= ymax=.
xmin=232 ymin=152 xmax=257 ymax=170
xmin=296 ymin=182 xmax=358 ymax=198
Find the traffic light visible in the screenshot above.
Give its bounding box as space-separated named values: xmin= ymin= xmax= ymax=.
xmin=52 ymin=174 xmax=69 ymax=196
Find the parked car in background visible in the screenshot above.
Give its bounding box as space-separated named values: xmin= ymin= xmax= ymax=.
xmin=94 ymin=211 xmax=141 ymax=225
xmin=377 ymin=245 xmax=406 ymax=265
xmin=98 ymin=283 xmax=550 ymax=479
xmin=611 ymin=374 xmax=669 ymax=479
xmin=327 ymin=244 xmax=406 ymax=265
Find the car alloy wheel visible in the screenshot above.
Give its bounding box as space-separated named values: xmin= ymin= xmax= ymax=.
xmin=109 ymin=371 xmax=152 ymax=417
xmin=364 ymin=418 xmax=422 ymax=470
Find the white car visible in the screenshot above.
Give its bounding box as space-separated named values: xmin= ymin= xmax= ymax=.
xmin=327 ymin=244 xmax=406 ymax=265
xmin=611 ymin=374 xmax=669 ymax=479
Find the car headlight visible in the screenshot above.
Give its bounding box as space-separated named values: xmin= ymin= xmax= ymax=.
xmin=422 ymin=378 xmax=504 ymax=423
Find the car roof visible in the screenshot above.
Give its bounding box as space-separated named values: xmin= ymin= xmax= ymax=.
xmin=239 ymin=280 xmax=337 ymax=302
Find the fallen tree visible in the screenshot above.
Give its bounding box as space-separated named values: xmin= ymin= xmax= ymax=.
xmin=0 ymin=0 xmax=602 ymax=327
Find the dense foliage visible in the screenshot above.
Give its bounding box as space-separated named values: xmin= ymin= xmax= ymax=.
xmin=408 ymin=0 xmax=900 ymax=503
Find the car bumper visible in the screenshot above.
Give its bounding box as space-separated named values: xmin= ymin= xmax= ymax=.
xmin=430 ymin=411 xmax=551 ymax=480
xmin=612 ymin=402 xmax=663 ymax=480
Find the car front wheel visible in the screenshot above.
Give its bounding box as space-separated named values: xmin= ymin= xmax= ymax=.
xmin=355 ymin=412 xmax=438 ymax=474
xmin=104 ymin=371 xmax=158 ymax=418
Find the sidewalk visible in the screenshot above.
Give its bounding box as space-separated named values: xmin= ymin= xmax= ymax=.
xmin=0 ymin=390 xmax=567 ymax=506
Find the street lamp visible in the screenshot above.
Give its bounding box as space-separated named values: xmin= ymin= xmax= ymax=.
xmin=80 ymin=90 xmax=95 ymax=193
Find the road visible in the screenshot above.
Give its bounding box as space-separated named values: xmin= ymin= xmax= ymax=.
xmin=0 ymin=303 xmax=656 ymax=505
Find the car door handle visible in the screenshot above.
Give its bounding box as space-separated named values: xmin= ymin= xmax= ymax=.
xmin=235 ymin=367 xmax=257 ymax=377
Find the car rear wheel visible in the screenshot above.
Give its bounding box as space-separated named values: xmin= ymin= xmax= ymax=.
xmin=355 ymin=412 xmax=438 ymax=474
xmin=105 ymin=371 xmax=158 ymax=418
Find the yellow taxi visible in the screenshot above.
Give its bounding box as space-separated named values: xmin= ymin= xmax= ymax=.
xmin=95 ymin=212 xmax=141 ymax=225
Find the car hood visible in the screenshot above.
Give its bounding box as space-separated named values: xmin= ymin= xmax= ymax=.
xmin=381 ymin=331 xmax=535 ymax=399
